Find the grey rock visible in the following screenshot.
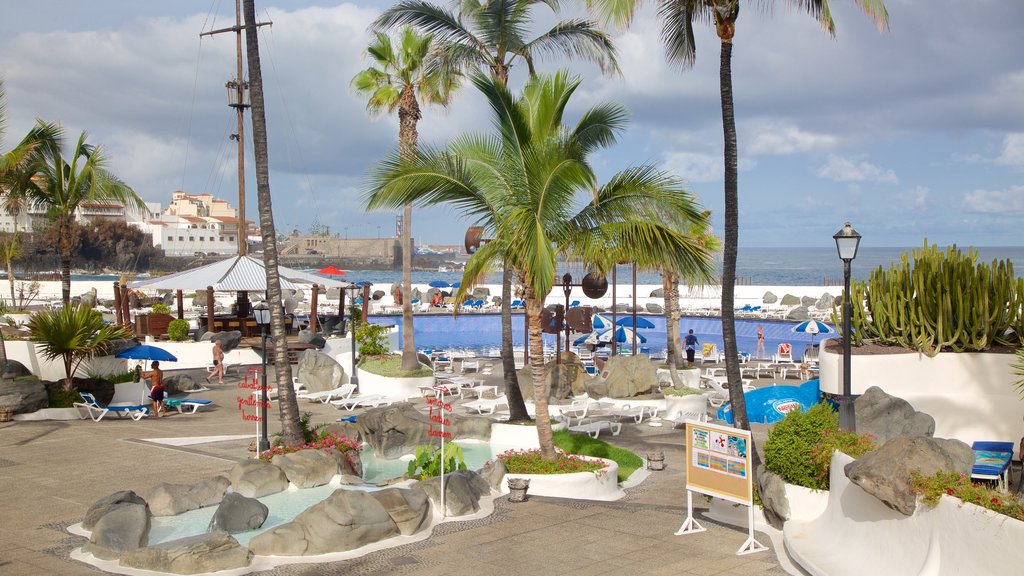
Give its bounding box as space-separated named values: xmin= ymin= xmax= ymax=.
xmin=786 ymin=306 xmax=810 ymax=321
xmin=749 ymin=422 xmax=772 ymax=466
xmin=1 ymin=360 xmax=32 ymax=379
xmin=515 ymin=353 xmax=589 ymax=401
xmin=327 ymin=287 xmax=341 ymax=300
xmin=163 ymin=374 xmax=204 ymax=395
xmin=585 ymin=379 xmax=609 ymax=399
xmin=598 ymin=355 xmax=659 ymax=398
xmin=80 ymin=287 xmax=98 ymax=308
xmin=371 ymin=290 xmax=386 ymax=301
xmin=478 ymin=459 xmax=507 ymax=492
xmin=854 ymin=386 xmax=935 ymax=444
xmin=208 ymin=493 xmax=268 ymax=534
xmin=0 ymin=376 xmax=47 ymax=414
xmin=83 ymin=490 xmax=148 ymax=531
xmin=148 ymin=476 xmax=231 ymax=517
xmin=191 ymin=291 xmax=208 ymax=308
xmin=119 ymin=531 xmax=252 ymax=574
xmin=283 ymin=297 xmax=298 ymax=314
xmin=318 ymin=445 xmax=363 ymax=477
xmin=763 ymin=291 xmax=778 ymax=304
xmin=211 ymin=331 xmax=243 ymax=353
xmin=845 ymin=436 xmax=974 ymax=515
xmin=800 ymin=295 xmax=817 ymax=308
xmin=369 ymin=486 xmax=431 ymax=536
xmin=297 ymin=329 xmax=327 ymax=349
xmin=472 ymin=287 xmax=491 ymax=300
xmin=357 ymin=402 xmax=491 ymax=460
xmin=645 ymin=303 xmax=664 ymax=314
xmin=84 ymin=502 xmax=151 ymax=560
xmin=649 ymin=288 xmax=665 ymax=298
xmin=271 ymin=450 xmax=338 ymax=489
xmin=228 ymin=459 xmax=289 ymax=498
xmin=780 ymin=294 xmax=800 ymax=306
xmin=815 ymin=293 xmax=835 ymax=309
xmin=248 ymin=489 xmax=399 ymax=556
xmin=420 ymin=470 xmax=490 ymax=516
xmin=757 ymin=466 xmax=790 ymax=530
xmin=296 ymin=350 xmax=347 ymax=391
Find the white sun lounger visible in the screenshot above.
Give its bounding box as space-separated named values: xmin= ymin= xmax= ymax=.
xmin=568 ymin=418 xmax=621 ymax=439
xmin=463 ymin=395 xmax=509 ymax=415
xmin=298 ymin=384 xmax=357 ymax=404
xmin=74 ymin=392 xmax=149 ymax=422
xmin=163 ymin=398 xmax=213 ymax=415
xmin=330 ymin=394 xmax=391 ymax=411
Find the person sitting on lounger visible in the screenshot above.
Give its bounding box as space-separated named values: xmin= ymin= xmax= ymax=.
xmin=141 ymin=361 xmax=166 ymax=418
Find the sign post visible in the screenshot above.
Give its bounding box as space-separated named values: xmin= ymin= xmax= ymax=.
xmin=238 ymin=368 xmax=271 ymax=456
xmin=427 ymin=385 xmax=453 ymax=518
xmin=676 ymin=419 xmax=767 ymax=556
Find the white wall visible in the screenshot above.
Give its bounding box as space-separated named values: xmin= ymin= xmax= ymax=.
xmin=819 ymin=340 xmax=1023 ymax=452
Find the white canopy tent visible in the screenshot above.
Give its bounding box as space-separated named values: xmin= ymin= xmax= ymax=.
xmin=128 ymin=255 xmax=347 ymax=292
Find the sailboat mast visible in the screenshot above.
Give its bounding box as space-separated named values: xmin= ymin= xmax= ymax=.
xmin=233 ymin=0 xmax=247 ymax=257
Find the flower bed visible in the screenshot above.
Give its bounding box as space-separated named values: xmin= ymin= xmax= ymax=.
xmin=498 ymin=448 xmax=606 ymax=475
xmin=498 ymin=449 xmax=623 ymax=501
xmin=260 ymin=432 xmax=362 ymax=465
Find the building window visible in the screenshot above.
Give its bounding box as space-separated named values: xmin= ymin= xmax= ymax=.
xmin=220 ymin=236 xmax=224 ymax=242
xmin=229 ymin=236 xmax=234 ymax=242
xmin=178 ymin=236 xmax=184 ymax=241
xmin=167 ymin=236 xmax=172 ymax=242
xmin=189 ymin=236 xmax=194 ymax=241
xmin=199 ymin=237 xmax=204 ymax=241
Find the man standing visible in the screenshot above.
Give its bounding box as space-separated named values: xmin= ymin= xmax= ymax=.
xmin=141 ymin=361 xmax=165 ymax=418
xmin=207 ymin=339 xmax=225 ymax=386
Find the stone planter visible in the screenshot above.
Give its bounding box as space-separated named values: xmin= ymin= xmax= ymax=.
xmin=646 ymin=450 xmax=665 ymax=471
xmin=502 ymin=457 xmax=623 ymax=501
xmin=507 ymin=477 xmax=530 ymax=502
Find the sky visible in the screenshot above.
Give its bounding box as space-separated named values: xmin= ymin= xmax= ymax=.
xmin=1 ymin=0 xmax=1021 ymax=250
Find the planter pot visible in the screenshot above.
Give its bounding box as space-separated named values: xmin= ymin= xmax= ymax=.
xmin=646 ymin=449 xmax=665 ymax=471
xmin=507 ymin=477 xmax=530 ymax=502
xmin=502 ymin=457 xmax=623 ymax=501
xmin=136 ymin=313 xmax=174 ymax=337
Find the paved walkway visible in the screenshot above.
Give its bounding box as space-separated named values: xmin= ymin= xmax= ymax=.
xmin=0 ymin=365 xmax=790 ymax=575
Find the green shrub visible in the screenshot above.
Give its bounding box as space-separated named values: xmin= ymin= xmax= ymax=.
xmin=347 ymin=307 xmax=362 ymax=328
xmin=355 ymin=322 xmax=389 ymax=356
xmin=357 ymin=355 xmax=432 ymax=377
xmin=271 ymin=411 xmax=326 ymax=446
xmin=763 ymin=402 xmax=877 ymax=490
xmin=911 ymin=470 xmax=1024 ymax=521
xmin=107 ymin=371 xmax=136 ymax=384
xmin=662 ymin=386 xmax=705 ymax=397
xmin=151 ymin=303 xmax=171 ymax=315
xmin=407 ymin=444 xmax=467 ymax=480
xmin=167 ymin=319 xmax=190 ymax=342
xmin=553 ymin=429 xmax=643 ymax=482
xmin=49 ymin=387 xmax=81 ymax=408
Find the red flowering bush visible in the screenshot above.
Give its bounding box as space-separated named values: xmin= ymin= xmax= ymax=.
xmin=497 ymin=449 xmax=606 ymax=476
xmin=911 ymin=470 xmax=1024 ymax=521
xmin=259 ymin=432 xmax=362 ymax=467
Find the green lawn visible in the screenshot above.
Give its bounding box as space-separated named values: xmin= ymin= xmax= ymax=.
xmin=357 ymin=355 xmax=433 ymax=378
xmin=553 ymin=429 xmax=643 ymax=483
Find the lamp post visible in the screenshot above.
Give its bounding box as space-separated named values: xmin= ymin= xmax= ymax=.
xmin=833 ymin=222 xmax=861 ymax=432
xmin=252 ymin=303 xmax=271 ymax=453
xmin=346 ymin=283 xmax=361 ymax=387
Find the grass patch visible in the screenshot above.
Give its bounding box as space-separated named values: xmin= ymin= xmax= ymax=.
xmin=358 ymin=355 xmax=432 ymax=378
xmin=662 ymin=386 xmax=705 ymax=397
xmin=553 ymin=429 xmax=643 ymax=482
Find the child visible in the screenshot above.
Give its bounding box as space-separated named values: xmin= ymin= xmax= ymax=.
xmin=141 ymin=360 xmax=166 ymax=418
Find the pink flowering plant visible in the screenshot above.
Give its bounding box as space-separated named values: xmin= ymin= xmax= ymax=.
xmin=259 ymin=432 xmax=362 ymax=465
xmin=497 ymin=448 xmax=606 ymax=476
xmin=911 ymin=470 xmax=1024 ymax=521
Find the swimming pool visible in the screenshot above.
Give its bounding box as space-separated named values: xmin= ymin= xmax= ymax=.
xmin=368 ymin=314 xmax=825 ymax=360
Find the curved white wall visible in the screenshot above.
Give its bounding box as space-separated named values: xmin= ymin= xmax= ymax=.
xmin=355 ymin=369 xmax=433 ymax=401
xmin=502 ymin=457 xmax=623 ymax=501
xmin=819 ymin=340 xmax=1023 ymax=452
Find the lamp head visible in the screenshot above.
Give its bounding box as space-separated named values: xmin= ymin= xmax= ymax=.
xmin=252 ymin=302 xmax=271 ymax=326
xmin=833 ymin=222 xmax=862 ymax=262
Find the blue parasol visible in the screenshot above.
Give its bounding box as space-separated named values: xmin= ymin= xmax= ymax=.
xmin=591 ymin=314 xmax=613 ymax=329
xmin=428 ymin=280 xmax=450 ymax=288
xmin=115 ymin=344 xmax=178 ymax=362
xmin=791 ymin=320 xmax=836 ymax=342
xmin=615 ymin=316 xmax=655 ymax=329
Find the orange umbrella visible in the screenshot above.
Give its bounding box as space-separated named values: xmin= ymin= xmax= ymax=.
xmin=317 ymin=265 xmax=346 ymax=275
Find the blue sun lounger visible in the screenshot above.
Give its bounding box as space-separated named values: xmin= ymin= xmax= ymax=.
xmin=164 ymin=398 xmax=213 ymax=415
xmin=971 ymin=441 xmax=1014 ymax=493
xmin=74 ymin=392 xmax=149 ymax=422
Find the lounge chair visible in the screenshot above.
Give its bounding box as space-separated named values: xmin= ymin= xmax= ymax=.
xmin=701 ymin=376 xmax=755 ymax=408
xmin=568 ymin=418 xmax=621 ymax=439
xmin=463 ymin=394 xmax=509 ymax=415
xmin=164 ymin=398 xmax=213 ymax=414
xmin=330 ymin=393 xmax=391 ymax=411
xmin=971 ymin=441 xmax=1014 ymax=493
xmin=700 ymin=343 xmax=724 ymax=364
xmin=74 ymin=392 xmax=149 ymax=422
xmin=773 ymin=343 xmax=794 ymax=363
xmin=298 ymin=384 xmax=357 ymax=404
xmin=611 ymin=404 xmax=658 ymax=424
xmin=556 ymin=399 xmax=612 ymax=423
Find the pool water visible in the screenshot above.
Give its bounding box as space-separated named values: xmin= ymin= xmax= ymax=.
xmin=149 ymin=441 xmax=497 ymax=546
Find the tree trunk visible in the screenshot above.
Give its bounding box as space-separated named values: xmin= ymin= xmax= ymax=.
xmin=718 ymin=35 xmax=748 ymax=430
xmin=398 ymin=86 xmax=421 ymax=371
xmin=244 ymin=0 xmax=302 ymax=446
xmin=0 ymin=327 xmax=7 ymax=381
xmin=59 ymin=216 xmax=72 ymax=305
xmin=6 ymin=253 xmax=15 ymax=306
xmin=525 ymin=285 xmax=555 ymax=459
xmin=663 ymin=272 xmax=683 ymax=388
xmin=501 ymin=264 xmax=529 ymax=420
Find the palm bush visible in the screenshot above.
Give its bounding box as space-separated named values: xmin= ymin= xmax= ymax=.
xmin=28 ymin=305 xmax=132 ymax=390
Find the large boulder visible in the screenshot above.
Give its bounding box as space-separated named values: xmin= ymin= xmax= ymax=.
xmin=372 ymin=290 xmax=386 ymax=301
xmin=815 ymin=293 xmax=835 ymax=309
xmin=80 ymin=287 xmax=99 ymax=308
xmin=297 ymin=329 xmax=327 ymax=349
xmin=844 ymin=436 xmax=974 ymax=515
xmin=0 ymin=376 xmax=48 ymax=414
xmin=1 ymin=360 xmax=32 ymax=379
xmin=84 ymin=502 xmax=151 ymax=560
xmin=854 ymin=386 xmax=935 ymax=444
xmin=228 ymin=460 xmax=289 ymax=498
xmin=296 ymin=350 xmax=347 ymax=391
xmin=271 ymin=450 xmax=338 ymax=489
xmin=649 ymin=288 xmax=665 ymax=298
xmin=785 ymin=306 xmax=810 ymax=321
xmin=369 ymin=485 xmax=432 ymax=536
xmin=199 ymin=331 xmax=242 ymax=353
xmin=800 ymin=295 xmax=817 ymax=308
xmin=148 ymin=476 xmax=231 ymax=517
xmin=471 ymin=287 xmax=491 ymax=300
xmin=163 ymin=374 xmax=206 ymax=396
xmin=763 ymin=291 xmax=778 ymax=304
xmin=515 ymin=353 xmax=589 ymax=401
xmin=757 ymin=466 xmax=790 ymax=530
xmin=599 ymin=355 xmax=659 ymax=398
xmin=780 ymin=294 xmax=800 ymax=306
xmin=83 ymin=490 xmax=148 ymax=531
xmin=419 ymin=470 xmax=490 ymax=517
xmin=645 ymin=303 xmax=664 ymax=314
xmin=248 ymin=489 xmax=400 ymax=556
xmin=120 ymin=532 xmax=252 ymax=574
xmin=208 ymin=492 xmax=269 ymax=534
xmin=478 ymin=459 xmax=507 ymax=492
xmin=356 ymin=402 xmax=491 ymax=459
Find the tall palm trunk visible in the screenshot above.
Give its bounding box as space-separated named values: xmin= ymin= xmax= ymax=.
xmin=244 ymin=0 xmax=302 ymax=446
xmin=717 ymin=23 xmax=748 ymax=431
xmin=59 ymin=216 xmax=73 ymax=304
xmin=525 ymin=286 xmax=555 ymax=459
xmin=398 ymin=85 xmax=421 ymax=371
xmin=6 ymin=257 xmax=15 ymax=305
xmin=502 ymin=264 xmax=529 ymax=420
xmin=663 ymin=272 xmax=683 ymax=387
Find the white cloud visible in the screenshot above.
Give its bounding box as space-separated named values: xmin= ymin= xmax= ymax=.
xmin=962 ymin=185 xmax=1024 ymax=214
xmin=745 ymin=120 xmax=838 ymax=156
xmin=902 ymin=185 xmax=930 ymax=209
xmin=662 ymin=152 xmax=722 ymax=183
xmin=817 ymin=155 xmax=898 ymax=184
xmin=996 ymin=133 xmax=1024 ymax=168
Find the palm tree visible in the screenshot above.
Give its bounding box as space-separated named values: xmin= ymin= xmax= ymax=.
xmin=21 ymin=128 xmax=144 ymax=305
xmin=586 ymin=0 xmax=888 ymax=429
xmin=28 ymin=305 xmax=133 ymax=390
xmin=353 ymin=28 xmax=459 ymax=372
xmin=243 ymin=0 xmax=304 ymax=446
xmin=375 ymin=0 xmax=621 ymax=417
xmin=367 ymin=72 xmax=714 ymax=458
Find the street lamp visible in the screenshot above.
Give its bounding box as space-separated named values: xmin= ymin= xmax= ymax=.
xmin=833 ymin=222 xmax=861 ymax=432
xmin=346 ymin=283 xmax=361 ymax=387
xmin=252 ymin=302 xmax=271 ymax=453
